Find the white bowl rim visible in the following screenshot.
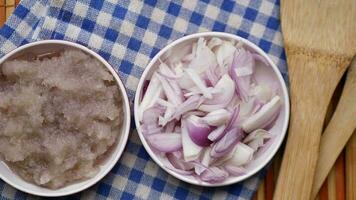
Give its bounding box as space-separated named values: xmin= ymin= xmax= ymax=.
xmin=134 ymin=32 xmax=290 ymax=187
xmin=0 ymin=40 xmax=131 ymax=196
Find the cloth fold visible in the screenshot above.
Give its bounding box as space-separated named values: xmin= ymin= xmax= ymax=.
xmin=0 ymin=0 xmax=286 ymax=199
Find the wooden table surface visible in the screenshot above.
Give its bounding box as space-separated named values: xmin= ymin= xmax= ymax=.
xmin=0 ymin=1 xmax=354 ymax=199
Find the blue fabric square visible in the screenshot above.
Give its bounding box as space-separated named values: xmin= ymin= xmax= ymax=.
xmin=267 ymin=17 xmax=279 ymax=30
xmin=59 ymin=10 xmax=73 ymax=23
xmin=81 ymin=18 xmax=95 ymax=32
xmin=167 ymin=2 xmax=180 ymax=16
xmin=120 ymin=60 xmax=133 ymax=74
xmin=98 ymin=50 xmax=111 ymax=60
xmin=212 ymin=21 xmax=226 ymax=31
xmin=129 ymin=169 xmax=143 ymax=183
xmin=259 ymin=39 xmax=272 ymax=52
xmin=174 ymin=187 xmax=189 ymax=199
xmin=190 ymin=12 xmax=204 ymax=25
xmin=236 ymin=30 xmax=249 ymax=39
xmin=144 ymin=0 xmax=157 ymax=7
xmin=136 ymin=15 xmax=150 ymax=29
xmin=150 ymin=47 xmax=160 ymax=58
xmin=127 ymin=38 xmax=141 ymax=51
xmin=105 ymin=28 xmax=118 ymax=42
xmin=244 ymin=7 xmax=258 ymax=21
xmin=121 ymin=192 xmax=134 ymax=200
xmin=137 ymin=147 xmax=150 ymax=160
xmin=13 ymin=4 xmax=29 ymax=19
xmin=52 ymin=32 xmax=65 ymax=39
xmin=158 ymin=25 xmax=172 ymax=39
xmin=221 ymin=0 xmax=234 ymax=12
xmin=0 ymin=25 xmax=15 ymax=38
xmin=97 ymin=182 xmax=111 ymax=196
xmin=113 ymin=5 xmax=127 ymax=19
xmin=152 ymin=178 xmax=165 ymax=192
xmin=90 ymin=0 xmax=104 ymax=10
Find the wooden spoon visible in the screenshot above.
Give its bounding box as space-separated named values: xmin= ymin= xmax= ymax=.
xmin=275 ymin=1 xmax=356 ymax=199
xmin=346 ymin=130 xmax=356 ymax=200
xmin=311 ymin=58 xmax=356 ymax=198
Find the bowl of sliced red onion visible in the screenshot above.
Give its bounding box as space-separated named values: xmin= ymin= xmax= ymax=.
xmin=134 ymin=32 xmax=289 ymax=186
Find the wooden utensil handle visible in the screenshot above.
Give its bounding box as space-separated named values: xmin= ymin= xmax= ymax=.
xmin=346 ymin=131 xmax=356 ymax=200
xmin=274 ymin=48 xmax=349 ymax=200
xmin=312 ymin=59 xmax=356 ymax=198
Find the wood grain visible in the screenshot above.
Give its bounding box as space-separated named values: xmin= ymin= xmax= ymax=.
xmin=0 ymin=0 xmax=5 ymax=26
xmin=276 ymin=0 xmax=355 ymax=199
xmin=312 ymin=59 xmax=356 ymax=198
xmin=346 ymin=131 xmax=356 ymax=200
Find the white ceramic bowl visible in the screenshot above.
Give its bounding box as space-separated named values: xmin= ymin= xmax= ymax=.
xmin=134 ymin=32 xmax=290 ymax=186
xmin=0 ymin=40 xmax=131 ymax=196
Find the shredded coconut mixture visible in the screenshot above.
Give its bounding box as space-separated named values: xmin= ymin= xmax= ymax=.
xmin=0 ymin=50 xmax=123 ymax=189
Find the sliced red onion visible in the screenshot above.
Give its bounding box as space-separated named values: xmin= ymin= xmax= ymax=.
xmin=227 ymin=142 xmax=254 ymax=166
xmin=188 ymin=37 xmax=217 ymax=74
xmin=166 ymin=166 xmax=194 ymax=176
xmin=202 ymin=109 xmax=231 ymax=126
xmin=205 ymin=65 xmax=219 ymax=86
xmin=225 ymin=106 xmax=240 ymax=131
xmin=210 ymin=127 xmax=244 ymax=158
xmin=214 ymin=41 xmax=236 ymax=73
xmin=230 ymin=49 xmax=255 ymax=102
xmin=224 ymin=165 xmax=246 ymax=176
xmin=185 ymin=115 xmax=212 ymax=147
xmin=207 ymin=37 xmax=223 ymax=49
xmin=146 ymin=133 xmax=182 ymax=153
xmin=201 ymin=147 xmax=212 ymax=167
xmin=208 ymin=125 xmax=226 ymax=142
xmin=156 ymin=73 xmax=183 ymax=105
xmin=201 ymin=74 xmax=235 ymax=105
xmin=138 ymin=73 xmax=163 ymax=121
xmin=164 ymin=120 xmax=177 ymax=133
xmin=242 ymin=95 xmax=281 ymax=132
xmin=251 ymin=84 xmax=272 ymax=103
xmin=243 ymin=129 xmax=271 ymax=151
xmin=181 ymin=120 xmax=203 ymax=161
xmin=252 ymin=53 xmax=269 ymax=66
xmin=200 ymin=166 xmax=229 ymax=183
xmin=167 ymin=152 xmax=194 ymax=171
xmin=185 ymin=68 xmax=212 ymax=99
xmin=171 ymin=95 xmax=201 ymax=120
xmin=141 ymin=106 xmax=165 ymax=135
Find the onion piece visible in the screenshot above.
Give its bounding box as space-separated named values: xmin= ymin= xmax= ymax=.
xmin=171 ymin=95 xmax=201 ymax=120
xmin=167 ymin=152 xmax=194 ymax=171
xmin=156 ymin=73 xmax=182 ymax=105
xmin=242 ymin=95 xmax=281 ymax=132
xmin=227 ymin=142 xmax=254 ymax=166
xmin=202 ymin=74 xmax=235 ymax=105
xmin=214 ymin=41 xmax=236 ymax=73
xmin=224 ymin=165 xmax=246 ymax=176
xmin=207 ymin=37 xmax=223 ymax=49
xmin=210 ymin=127 xmax=244 ymax=158
xmin=202 ymin=109 xmax=231 ymax=126
xmin=185 ymin=68 xmax=212 ymax=99
xmin=146 ymin=133 xmax=182 ymax=152
xmin=208 ymin=125 xmax=227 ymax=142
xmin=230 ymin=49 xmax=255 ymax=102
xmin=200 ymin=167 xmax=229 ymax=183
xmin=251 ymin=84 xmax=272 ymax=103
xmin=138 ymin=73 xmax=163 ymax=121
xmin=188 ymin=37 xmax=217 ymax=74
xmin=252 ymin=53 xmax=269 ymax=66
xmin=243 ymin=129 xmax=270 ymax=151
xmin=181 ymin=120 xmax=203 ymax=161
xmin=186 ymin=115 xmax=212 ymax=147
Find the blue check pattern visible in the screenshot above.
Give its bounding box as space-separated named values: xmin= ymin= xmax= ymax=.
xmin=0 ymin=0 xmax=287 ymax=199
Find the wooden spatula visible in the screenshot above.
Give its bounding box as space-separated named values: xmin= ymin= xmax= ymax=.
xmin=275 ymin=1 xmax=356 ymax=199
xmin=311 ymin=58 xmax=356 ymax=198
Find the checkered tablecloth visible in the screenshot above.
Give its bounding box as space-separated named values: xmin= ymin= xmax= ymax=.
xmin=0 ymin=0 xmax=287 ymax=199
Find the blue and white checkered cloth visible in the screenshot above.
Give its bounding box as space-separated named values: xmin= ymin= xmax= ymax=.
xmin=0 ymin=0 xmax=287 ymax=199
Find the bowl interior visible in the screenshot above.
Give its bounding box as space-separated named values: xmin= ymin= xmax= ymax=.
xmin=0 ymin=41 xmax=131 ymax=196
xmin=134 ymin=32 xmax=289 ymax=186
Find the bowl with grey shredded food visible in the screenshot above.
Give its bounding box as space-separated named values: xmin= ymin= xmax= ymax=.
xmin=0 ymin=40 xmax=131 ymax=196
